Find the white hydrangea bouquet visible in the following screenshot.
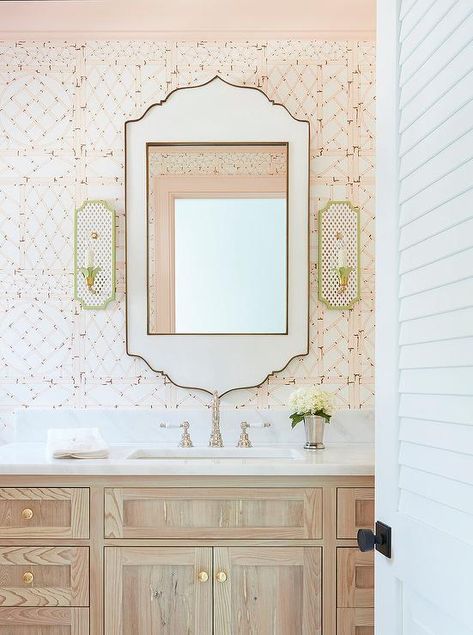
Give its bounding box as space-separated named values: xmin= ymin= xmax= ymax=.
xmin=288 ymin=387 xmax=334 ymax=428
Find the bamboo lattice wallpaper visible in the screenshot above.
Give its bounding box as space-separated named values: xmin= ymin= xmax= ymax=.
xmin=0 ymin=39 xmax=375 ymax=418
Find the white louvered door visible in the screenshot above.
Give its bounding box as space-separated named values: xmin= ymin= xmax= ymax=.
xmin=376 ymin=0 xmax=473 ymax=633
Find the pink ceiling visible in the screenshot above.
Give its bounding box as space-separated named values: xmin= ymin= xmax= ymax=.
xmin=0 ymin=0 xmax=375 ymax=39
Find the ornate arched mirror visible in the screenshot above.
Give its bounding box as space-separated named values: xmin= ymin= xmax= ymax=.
xmin=125 ymin=76 xmax=309 ymax=396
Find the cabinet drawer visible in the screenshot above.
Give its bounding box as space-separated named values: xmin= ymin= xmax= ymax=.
xmin=0 ymin=489 xmax=89 ymax=539
xmin=0 ymin=607 xmax=88 ymax=634
xmin=105 ymin=487 xmax=322 ymax=539
xmin=0 ymin=547 xmax=89 ymax=607
xmin=337 ymin=548 xmax=374 ymax=608
xmin=337 ymin=608 xmax=374 ymax=635
xmin=337 ymin=488 xmax=374 ymax=539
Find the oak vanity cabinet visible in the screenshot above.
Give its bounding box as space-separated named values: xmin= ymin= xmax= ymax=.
xmin=0 ymin=477 xmax=374 ymax=635
xmin=105 ymin=546 xmax=321 ymax=635
xmin=104 ymin=487 xmax=323 ymax=634
xmin=103 ymin=482 xmax=373 ymax=635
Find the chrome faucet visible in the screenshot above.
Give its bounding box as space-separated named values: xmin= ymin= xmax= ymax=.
xmin=209 ymin=391 xmax=224 ymax=448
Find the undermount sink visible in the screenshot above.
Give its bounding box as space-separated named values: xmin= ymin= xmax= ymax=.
xmin=126 ymin=447 xmax=303 ymax=460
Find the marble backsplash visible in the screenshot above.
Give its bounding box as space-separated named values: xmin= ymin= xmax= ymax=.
xmin=8 ymin=407 xmax=374 ymax=446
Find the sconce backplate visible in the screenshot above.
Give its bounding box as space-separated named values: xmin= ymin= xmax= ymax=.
xmin=74 ymin=200 xmax=116 ymax=310
xmin=318 ymin=200 xmax=361 ymax=310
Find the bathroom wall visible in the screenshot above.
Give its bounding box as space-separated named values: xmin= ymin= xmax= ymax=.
xmin=0 ymin=39 xmax=375 ymax=421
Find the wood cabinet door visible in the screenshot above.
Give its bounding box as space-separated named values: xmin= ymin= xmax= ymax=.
xmin=213 ymin=547 xmax=321 ymax=635
xmin=105 ymin=547 xmax=212 ymax=635
xmin=0 ymin=607 xmax=88 ymax=634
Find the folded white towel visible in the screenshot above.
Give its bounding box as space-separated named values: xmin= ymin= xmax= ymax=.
xmin=47 ymin=427 xmax=110 ymax=460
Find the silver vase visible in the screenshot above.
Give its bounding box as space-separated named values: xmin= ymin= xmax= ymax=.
xmin=304 ymin=415 xmax=325 ymax=450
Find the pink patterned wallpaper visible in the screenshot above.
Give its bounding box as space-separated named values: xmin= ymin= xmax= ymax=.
xmin=0 ymin=39 xmax=375 ymax=419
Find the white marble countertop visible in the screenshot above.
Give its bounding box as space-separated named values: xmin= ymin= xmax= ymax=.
xmin=0 ymin=442 xmax=374 ymax=476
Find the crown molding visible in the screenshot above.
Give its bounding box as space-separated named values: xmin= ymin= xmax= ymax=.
xmin=0 ymin=29 xmax=376 ymax=41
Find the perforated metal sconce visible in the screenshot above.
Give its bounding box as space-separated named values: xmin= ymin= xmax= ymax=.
xmin=74 ymin=200 xmax=116 ymax=310
xmin=318 ymin=200 xmax=360 ymax=310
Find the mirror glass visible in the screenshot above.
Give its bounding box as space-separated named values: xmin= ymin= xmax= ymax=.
xmin=147 ymin=143 xmax=288 ymax=334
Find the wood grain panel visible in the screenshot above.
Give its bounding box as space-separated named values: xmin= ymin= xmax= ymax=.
xmin=337 ymin=549 xmax=374 ymax=608
xmin=214 ymin=546 xmax=321 ymax=635
xmin=0 ymin=547 xmax=88 ymax=607
xmin=337 ymin=489 xmax=374 ymax=539
xmin=105 ymin=488 xmax=322 ymax=539
xmin=337 ymin=607 xmax=374 ymax=635
xmin=104 ymin=546 xmax=211 ymax=635
xmin=0 ymin=607 xmax=88 ymax=634
xmin=0 ymin=489 xmax=89 ymax=539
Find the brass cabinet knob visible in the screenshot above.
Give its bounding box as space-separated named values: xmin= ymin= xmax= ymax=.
xmin=22 ymin=508 xmax=34 ymax=520
xmin=197 ymin=571 xmax=209 ymax=583
xmin=216 ymin=571 xmax=227 ymax=583
xmin=23 ymin=571 xmax=34 ymax=584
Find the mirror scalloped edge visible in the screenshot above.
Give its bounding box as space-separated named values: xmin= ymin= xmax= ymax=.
xmin=124 ymin=75 xmax=310 ymax=398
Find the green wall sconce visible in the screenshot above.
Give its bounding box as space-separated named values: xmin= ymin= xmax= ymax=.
xmin=318 ymin=200 xmax=361 ymax=310
xmin=74 ymin=200 xmax=116 ymax=310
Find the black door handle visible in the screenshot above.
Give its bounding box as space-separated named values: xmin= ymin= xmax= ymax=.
xmin=357 ymin=528 xmax=377 ymax=552
xmin=357 ymin=521 xmax=392 ymax=558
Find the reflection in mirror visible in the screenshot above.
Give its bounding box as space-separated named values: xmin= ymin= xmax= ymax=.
xmin=147 ymin=143 xmax=288 ymax=335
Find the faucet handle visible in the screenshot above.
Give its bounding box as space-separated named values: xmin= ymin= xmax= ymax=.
xmin=236 ymin=421 xmax=271 ymax=449
xmin=160 ymin=421 xmax=194 ymax=448
xmin=179 ymin=421 xmax=193 ymax=448
xmin=237 ymin=421 xmax=251 ymax=448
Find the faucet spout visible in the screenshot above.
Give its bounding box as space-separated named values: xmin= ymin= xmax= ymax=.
xmin=209 ymin=391 xmax=224 ymax=448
